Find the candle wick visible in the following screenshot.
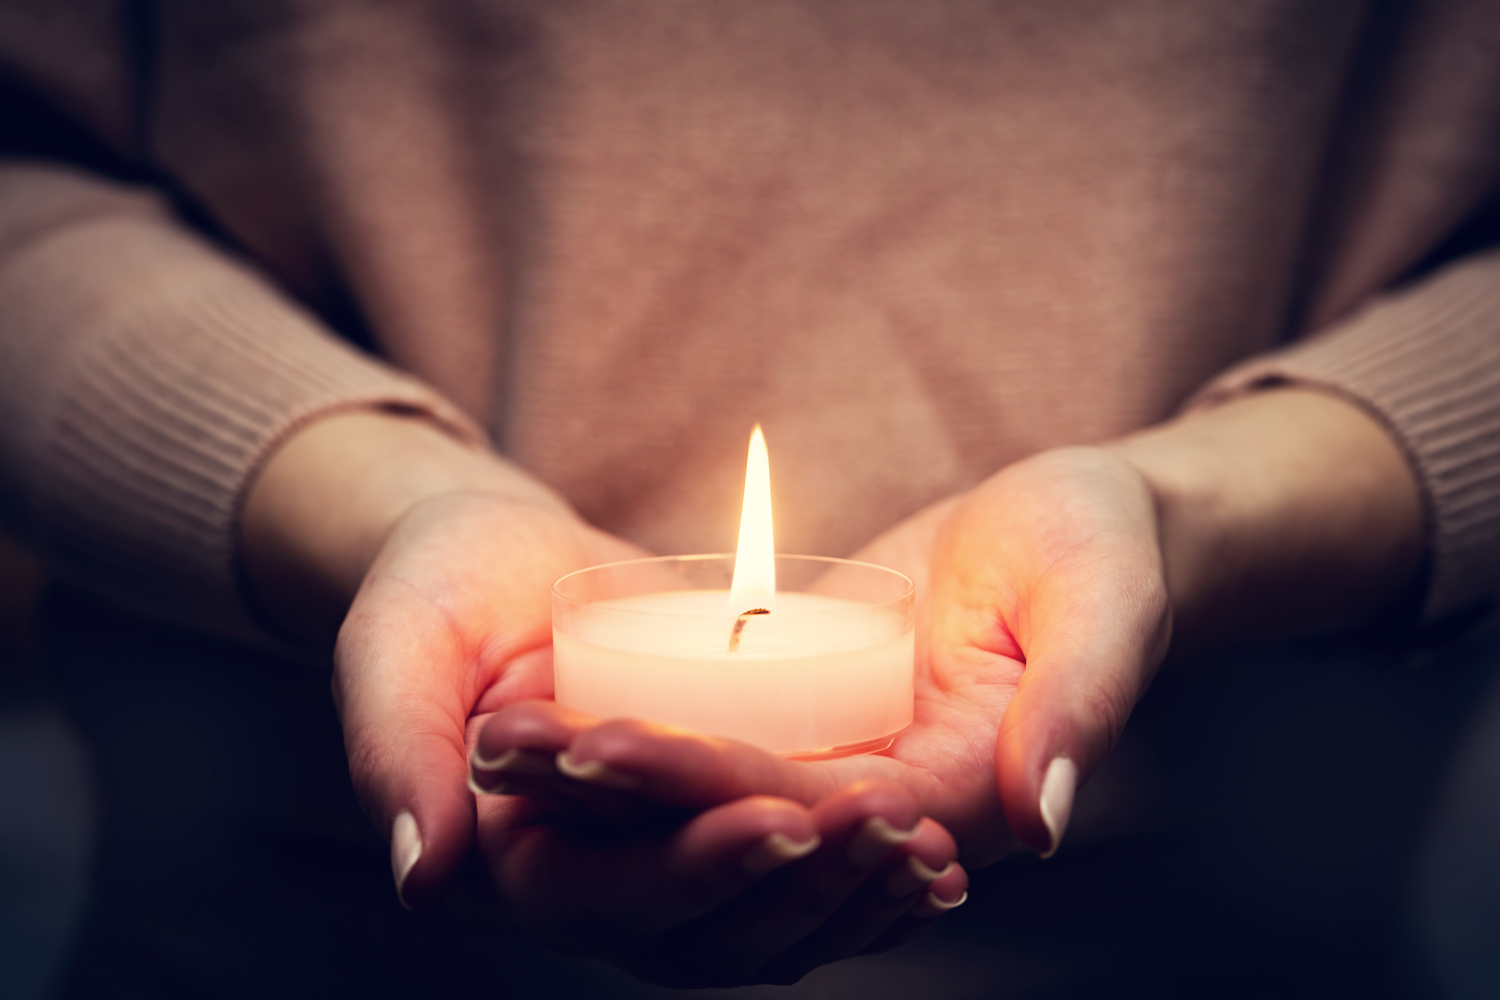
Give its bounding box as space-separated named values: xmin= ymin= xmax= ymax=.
xmin=728 ymin=608 xmax=771 ymax=652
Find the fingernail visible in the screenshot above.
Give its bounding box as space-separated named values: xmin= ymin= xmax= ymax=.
xmin=742 ymin=832 xmax=822 ymax=876
xmin=471 ymin=747 xmax=557 ymax=776
xmin=1039 ymin=756 xmax=1078 ymax=859
xmin=555 ymin=750 xmax=641 ymax=790
xmin=846 ymin=816 xmax=920 ymax=868
xmin=391 ymin=810 xmax=422 ymax=908
xmin=911 ymin=889 xmax=968 ymax=920
xmin=467 ymin=771 xmax=519 ymax=797
xmin=884 ymin=856 xmax=954 ymax=898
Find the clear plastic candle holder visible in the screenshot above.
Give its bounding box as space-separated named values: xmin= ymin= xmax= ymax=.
xmin=552 ymin=554 xmax=916 ymax=759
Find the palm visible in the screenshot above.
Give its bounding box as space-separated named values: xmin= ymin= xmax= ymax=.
xmin=773 ymin=447 xmax=1168 ymax=861
xmin=774 ymin=493 xmax=1021 ymax=862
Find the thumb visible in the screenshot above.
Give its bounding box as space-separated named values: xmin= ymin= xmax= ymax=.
xmin=994 ymin=560 xmax=1171 ymax=856
xmin=335 ymin=576 xmax=477 ymax=908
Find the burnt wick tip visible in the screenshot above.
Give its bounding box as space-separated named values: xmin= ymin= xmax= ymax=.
xmin=728 ymin=607 xmax=771 ymax=652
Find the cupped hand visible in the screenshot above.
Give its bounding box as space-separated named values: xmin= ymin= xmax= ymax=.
xmin=472 ymin=765 xmax=967 ymax=987
xmin=478 ymin=445 xmax=1173 ymax=863
xmin=332 ymin=491 xmax=645 ymax=906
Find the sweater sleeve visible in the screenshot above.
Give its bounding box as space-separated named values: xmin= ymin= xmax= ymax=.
xmin=0 ymin=162 xmax=484 ymax=639
xmin=1190 ymin=248 xmax=1500 ymax=622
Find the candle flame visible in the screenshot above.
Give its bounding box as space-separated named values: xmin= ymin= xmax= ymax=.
xmin=730 ymin=424 xmax=776 ymax=611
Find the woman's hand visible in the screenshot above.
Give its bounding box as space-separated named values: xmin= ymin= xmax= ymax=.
xmin=241 ymin=411 xmax=642 ymax=904
xmin=332 ymin=490 xmax=643 ymax=905
xmin=476 ymin=388 xmax=1425 ymax=864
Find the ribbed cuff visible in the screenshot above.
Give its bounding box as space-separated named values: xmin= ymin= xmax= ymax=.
xmin=12 ymin=213 xmax=482 ymax=640
xmin=1192 ymin=250 xmax=1500 ymax=621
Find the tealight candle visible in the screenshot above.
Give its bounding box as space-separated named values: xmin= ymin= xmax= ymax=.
xmin=552 ymin=427 xmax=915 ymax=758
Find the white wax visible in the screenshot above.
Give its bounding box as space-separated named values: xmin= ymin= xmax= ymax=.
xmin=554 ymin=590 xmax=914 ymax=756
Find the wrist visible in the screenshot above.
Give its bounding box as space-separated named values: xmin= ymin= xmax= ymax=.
xmin=1108 ymin=388 xmax=1425 ymax=653
xmin=241 ymin=408 xmax=570 ymax=639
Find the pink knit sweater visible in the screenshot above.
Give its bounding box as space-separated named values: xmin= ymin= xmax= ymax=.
xmin=1 ymin=1 xmax=1498 ymax=638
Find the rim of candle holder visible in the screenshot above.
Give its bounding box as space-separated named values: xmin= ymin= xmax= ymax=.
xmin=782 ymin=730 xmax=906 ymax=761
xmin=552 ymin=553 xmax=916 ymax=618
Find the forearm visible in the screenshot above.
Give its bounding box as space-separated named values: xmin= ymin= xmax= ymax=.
xmin=0 ymin=165 xmax=492 ymax=638
xmin=241 ymin=410 xmax=572 ymax=641
xmin=1110 ymin=388 xmax=1425 ymax=655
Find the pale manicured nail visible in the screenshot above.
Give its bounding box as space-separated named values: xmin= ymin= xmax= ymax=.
xmin=742 ymin=832 xmax=822 ymax=876
xmin=555 ymin=751 xmax=641 ymax=790
xmin=467 ymin=771 xmax=518 ymax=797
xmin=471 ymin=747 xmax=557 ymax=776
xmin=1039 ymin=756 xmax=1078 ymax=859
xmin=846 ymin=816 xmax=920 ymax=868
xmin=911 ymin=889 xmax=968 ymax=920
xmin=391 ymin=810 xmax=422 ymax=907
xmin=884 ymin=856 xmax=954 ymax=898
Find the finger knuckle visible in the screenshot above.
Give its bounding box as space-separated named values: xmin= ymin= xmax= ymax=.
xmin=343 ymin=737 xmax=389 ymax=792
xmin=1081 ymin=672 xmax=1135 ymax=748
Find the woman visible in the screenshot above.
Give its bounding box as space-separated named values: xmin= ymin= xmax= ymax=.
xmin=1 ymin=1 xmax=1497 ymax=992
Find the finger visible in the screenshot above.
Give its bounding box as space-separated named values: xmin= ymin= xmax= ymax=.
xmin=994 ymin=545 xmax=1171 ymax=856
xmin=482 ymin=796 xmax=820 ymax=943
xmin=633 ymin=781 xmax=922 ymax=987
xmin=472 ymin=644 xmax=557 ymax=714
xmin=335 ymin=575 xmax=477 ymax=909
xmin=756 ymin=817 xmax=961 ymax=984
xmin=858 ymin=861 xmax=970 ymax=956
xmin=470 ymin=700 xmax=598 ymax=792
xmin=468 ymin=713 xmax=604 ymax=823
xmin=555 ymin=717 xmax=840 ymax=810
xmin=470 ymin=702 xmax=669 ymax=823
xmin=468 ymin=758 xmax=590 ymax=821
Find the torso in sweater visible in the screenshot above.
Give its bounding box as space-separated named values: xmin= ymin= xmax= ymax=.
xmin=5 ymin=0 xmax=1498 ymax=557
